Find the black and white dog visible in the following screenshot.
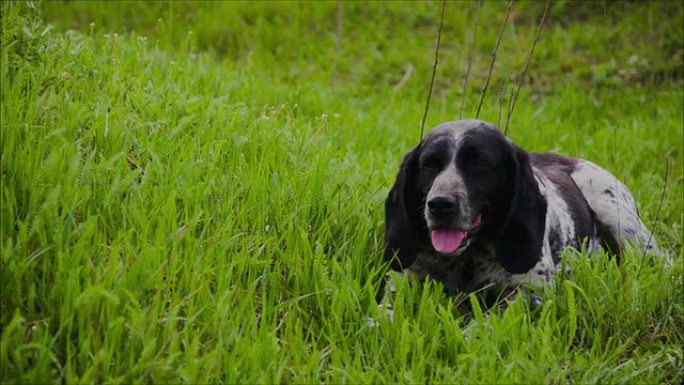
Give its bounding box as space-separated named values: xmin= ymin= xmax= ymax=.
xmin=382 ymin=119 xmax=657 ymax=308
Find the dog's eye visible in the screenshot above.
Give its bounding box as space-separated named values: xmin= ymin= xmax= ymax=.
xmin=467 ymin=153 xmax=494 ymax=170
xmin=420 ymin=156 xmax=442 ymax=171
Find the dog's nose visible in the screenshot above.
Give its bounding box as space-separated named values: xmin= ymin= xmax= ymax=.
xmin=428 ymin=196 xmax=458 ymax=216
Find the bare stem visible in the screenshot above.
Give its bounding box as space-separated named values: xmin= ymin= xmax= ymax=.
xmin=460 ymin=0 xmax=482 ymax=120
xmin=497 ymin=83 xmax=509 ymax=129
xmin=420 ymin=0 xmax=446 ymax=141
xmin=504 ymin=1 xmax=550 ymax=135
xmin=476 ymin=0 xmax=513 ymax=119
xmin=637 ymin=158 xmax=670 ymax=278
xmin=393 ymin=63 xmax=414 ymax=92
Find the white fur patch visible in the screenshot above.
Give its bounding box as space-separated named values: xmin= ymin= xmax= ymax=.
xmin=571 ymin=160 xmax=655 ymax=249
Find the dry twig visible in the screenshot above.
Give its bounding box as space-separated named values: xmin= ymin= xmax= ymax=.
xmin=637 ymin=159 xmax=670 ymax=278
xmin=420 ymin=0 xmax=447 ymax=141
xmin=476 ymin=0 xmax=513 ymax=119
xmin=393 ymin=63 xmax=414 ymax=92
xmin=497 ymin=83 xmax=509 ymax=128
xmin=505 ymin=1 xmax=550 ymax=135
xmin=460 ymin=0 xmax=482 ymax=119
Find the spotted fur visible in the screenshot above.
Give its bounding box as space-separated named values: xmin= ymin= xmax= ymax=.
xmin=381 ymin=120 xmax=658 ymax=309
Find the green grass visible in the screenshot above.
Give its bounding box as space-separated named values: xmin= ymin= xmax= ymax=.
xmin=1 ymin=1 xmax=682 ymax=383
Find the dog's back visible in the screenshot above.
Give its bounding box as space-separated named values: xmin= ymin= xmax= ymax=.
xmin=570 ymin=159 xmax=657 ymax=256
xmin=531 ymin=152 xmax=657 ymax=259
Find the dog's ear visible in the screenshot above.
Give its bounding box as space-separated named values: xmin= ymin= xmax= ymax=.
xmin=495 ymin=147 xmax=547 ymax=273
xmin=385 ymin=145 xmax=424 ymax=271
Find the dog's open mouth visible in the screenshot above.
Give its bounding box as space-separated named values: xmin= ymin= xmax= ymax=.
xmin=430 ymin=214 xmax=482 ymax=254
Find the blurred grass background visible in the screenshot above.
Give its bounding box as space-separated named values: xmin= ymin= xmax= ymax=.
xmin=1 ymin=1 xmax=682 ymax=383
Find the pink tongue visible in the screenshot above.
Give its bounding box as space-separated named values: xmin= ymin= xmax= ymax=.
xmin=431 ymin=229 xmax=467 ymax=254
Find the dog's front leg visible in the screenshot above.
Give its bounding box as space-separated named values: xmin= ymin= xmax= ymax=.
xmin=373 ymin=272 xmax=399 ymax=323
xmin=369 ymin=270 xmax=419 ymax=327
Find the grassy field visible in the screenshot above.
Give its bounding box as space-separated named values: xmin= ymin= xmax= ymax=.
xmin=1 ymin=1 xmax=682 ymax=383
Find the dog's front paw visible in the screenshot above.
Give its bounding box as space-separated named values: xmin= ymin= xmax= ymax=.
xmin=378 ymin=303 xmax=394 ymax=321
xmin=366 ymin=303 xmax=395 ymax=328
xmin=529 ymin=292 xmax=543 ymax=310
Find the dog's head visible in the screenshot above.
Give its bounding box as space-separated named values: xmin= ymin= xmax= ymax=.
xmin=384 ymin=120 xmax=546 ymax=273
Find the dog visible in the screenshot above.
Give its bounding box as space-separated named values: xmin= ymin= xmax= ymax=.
xmin=381 ymin=119 xmax=657 ymax=309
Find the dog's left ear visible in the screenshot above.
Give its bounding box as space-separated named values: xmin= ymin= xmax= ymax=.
xmin=495 ymin=147 xmax=547 ymax=273
xmin=384 ymin=145 xmax=424 ymax=271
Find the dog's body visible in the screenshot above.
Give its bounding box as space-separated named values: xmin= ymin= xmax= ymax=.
xmin=382 ymin=120 xmax=656 ymax=306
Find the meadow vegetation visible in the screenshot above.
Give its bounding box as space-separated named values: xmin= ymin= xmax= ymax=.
xmin=1 ymin=1 xmax=682 ymax=383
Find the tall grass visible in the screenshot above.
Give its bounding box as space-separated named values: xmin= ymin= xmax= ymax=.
xmin=1 ymin=1 xmax=682 ymax=383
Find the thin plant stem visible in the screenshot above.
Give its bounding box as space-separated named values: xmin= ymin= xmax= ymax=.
xmin=420 ymin=0 xmax=447 ymax=141
xmin=505 ymin=1 xmax=550 ymax=135
xmin=460 ymin=0 xmax=482 ymax=120
xmin=476 ymin=0 xmax=513 ymax=119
